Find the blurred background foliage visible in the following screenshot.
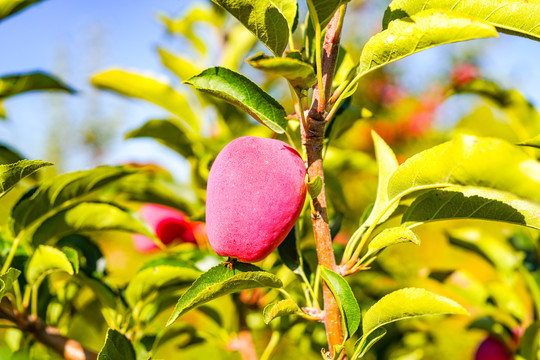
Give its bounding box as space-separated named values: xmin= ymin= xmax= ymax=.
xmin=1 ymin=0 xmax=540 ymax=359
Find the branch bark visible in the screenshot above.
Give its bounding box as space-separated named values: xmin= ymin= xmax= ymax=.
xmin=304 ymin=6 xmax=346 ymax=359
xmin=0 ymin=299 xmax=98 ymax=360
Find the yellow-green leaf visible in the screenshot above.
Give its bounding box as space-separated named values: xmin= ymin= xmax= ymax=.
xmin=384 ymin=0 xmax=540 ymax=42
xmin=360 ymin=9 xmax=497 ymax=78
xmin=362 ymin=288 xmax=468 ymax=337
xmin=26 ymin=245 xmax=74 ymax=285
xmin=263 ymin=299 xmax=301 ymax=324
xmin=91 ymin=69 xmax=199 ymax=132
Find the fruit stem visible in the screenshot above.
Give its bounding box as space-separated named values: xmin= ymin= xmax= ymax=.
xmin=304 ymin=6 xmax=347 ymax=359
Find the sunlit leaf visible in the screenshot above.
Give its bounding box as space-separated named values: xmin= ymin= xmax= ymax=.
xmin=307 ymin=0 xmax=349 ymax=30
xmin=125 ymin=119 xmax=197 ymax=159
xmin=211 ymin=0 xmax=295 ymax=55
xmin=126 ymin=264 xmax=201 ymax=309
xmin=167 ymin=262 xmax=282 ymax=325
xmin=0 ymin=268 xmax=21 ymax=300
xmin=320 ymin=266 xmax=361 ymax=339
xmin=0 ymin=72 xmax=74 ymax=99
xmin=352 ymin=328 xmax=387 ymax=360
xmin=384 ymin=0 xmax=540 ymax=42
xmin=158 ymin=48 xmax=202 ymax=82
xmin=246 ymin=52 xmax=316 ymax=89
xmin=61 ymin=247 xmax=79 ymax=274
xmin=403 ymin=186 xmax=540 ymax=230
xmin=361 ymin=131 xmax=399 ymax=228
xmin=11 ymin=166 xmax=135 ymax=235
xmin=388 ymin=135 xmax=540 ymax=203
xmin=359 ymin=9 xmax=497 ymax=78
xmin=98 ymin=329 xmax=136 ymax=360
xmin=520 ymin=134 xmax=540 ymax=149
xmin=25 ymin=245 xmax=74 ymax=285
xmin=263 ymin=299 xmax=301 ymax=324
xmin=362 ymin=288 xmax=468 ymax=337
xmin=0 ymin=160 xmax=52 ymax=197
xmin=0 ymin=0 xmax=44 ymax=21
xmin=185 ymin=67 xmax=287 ymax=133
xmin=102 ymin=174 xmax=194 ymax=216
xmin=91 ymin=70 xmax=199 ymax=131
xmin=366 ymin=227 xmax=420 ymax=258
xmin=30 ymin=201 xmax=154 ymax=246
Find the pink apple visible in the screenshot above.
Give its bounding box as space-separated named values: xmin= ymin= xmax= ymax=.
xmin=132 ymin=203 xmax=196 ymax=253
xmin=206 ymin=136 xmax=306 ymax=263
xmin=475 ymin=337 xmax=513 ymax=360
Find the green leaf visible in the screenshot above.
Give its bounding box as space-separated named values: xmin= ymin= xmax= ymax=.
xmin=388 ymin=135 xmax=540 ymax=203
xmin=98 ymin=329 xmax=136 ymax=360
xmin=102 ymin=175 xmax=194 ymax=216
xmin=402 ymin=186 xmax=540 ymax=230
xmin=320 ymin=266 xmax=361 ymax=340
xmin=0 ymin=160 xmax=52 ymax=197
xmin=61 ymin=247 xmax=79 ymax=274
xmin=158 ymin=48 xmax=202 ymax=82
xmin=30 ymin=202 xmax=154 ymax=246
xmin=362 ymin=288 xmax=467 ymax=337
xmin=307 ymin=175 xmax=323 ymax=199
xmin=351 ymin=328 xmax=387 ymax=360
xmin=185 ymin=67 xmax=287 ymax=133
xmin=159 ymin=6 xmax=224 ymax=55
xmin=25 ymin=245 xmax=74 ymax=285
xmin=0 ymin=72 xmax=74 ymax=99
xmin=11 ymin=166 xmax=135 ymax=235
xmin=361 ymin=131 xmax=399 ymax=228
xmin=519 ymin=134 xmax=540 ymax=149
xmin=0 ymin=144 xmax=24 ymax=164
xmin=366 ymin=227 xmax=420 ymax=258
xmin=246 ymin=52 xmax=316 ymax=89
xmin=0 ymin=268 xmax=21 ymax=300
xmin=0 ymin=0 xmax=43 ymax=21
xmin=167 ymin=262 xmax=283 ymax=326
xmin=125 ymin=119 xmax=197 ymax=159
xmin=307 ymin=0 xmax=349 ymax=30
xmin=0 ymin=101 xmax=5 ymax=118
xmin=277 ymin=225 xmax=301 ymax=273
xmin=263 ymin=299 xmax=301 ymax=324
xmin=519 ymin=322 xmax=540 ymax=360
xmin=210 ymin=0 xmax=296 ymax=55
xmin=91 ymin=70 xmax=198 ymax=131
xmin=125 ymin=265 xmax=201 ymax=309
xmin=359 ymin=9 xmax=497 ymax=78
xmin=383 ymin=0 xmax=540 ymax=42
xmin=447 ymin=228 xmax=522 ymax=273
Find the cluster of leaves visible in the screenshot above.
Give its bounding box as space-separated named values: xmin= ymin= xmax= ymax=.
xmin=2 ymin=0 xmax=540 ymax=359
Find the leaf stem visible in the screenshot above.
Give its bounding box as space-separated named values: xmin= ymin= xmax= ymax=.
xmin=1 ymin=234 xmax=21 ymax=275
xmin=260 ymin=330 xmax=281 ymax=360
xmin=341 ymin=184 xmax=448 ymax=269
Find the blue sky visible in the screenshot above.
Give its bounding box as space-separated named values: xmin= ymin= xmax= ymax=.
xmin=2 ymin=0 xmax=540 ymax=182
xmin=0 ymin=0 xmax=194 ymax=180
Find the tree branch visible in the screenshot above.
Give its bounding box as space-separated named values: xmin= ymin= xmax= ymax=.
xmin=304 ymin=6 xmax=347 ymax=359
xmin=0 ymin=299 xmax=98 ymax=360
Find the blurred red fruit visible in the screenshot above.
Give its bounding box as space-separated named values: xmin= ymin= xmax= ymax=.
xmin=451 ymin=63 xmax=480 ymax=86
xmin=133 ymin=203 xmax=196 ymax=253
xmin=475 ymin=337 xmax=513 ymax=360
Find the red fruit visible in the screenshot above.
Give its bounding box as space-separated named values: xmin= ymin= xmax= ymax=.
xmin=475 ymin=337 xmax=513 ymax=360
xmin=206 ymin=136 xmax=306 ymax=263
xmin=451 ymin=63 xmax=480 ymax=86
xmin=132 ymin=203 xmax=195 ymax=253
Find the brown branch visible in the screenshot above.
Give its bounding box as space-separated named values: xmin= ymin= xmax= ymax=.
xmin=0 ymin=299 xmax=97 ymax=360
xmin=304 ymin=6 xmax=347 ymax=359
